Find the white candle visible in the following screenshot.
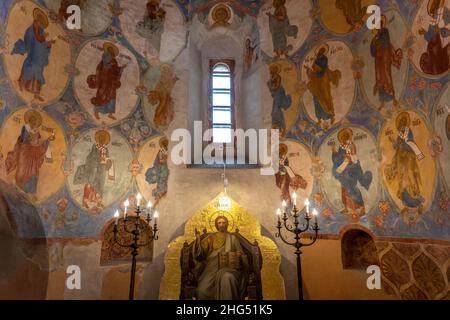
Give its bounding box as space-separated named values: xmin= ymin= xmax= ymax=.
xmin=153 ymin=210 xmax=159 ymax=222
xmin=304 ymin=198 xmax=310 ymax=214
xmin=292 ymin=192 xmax=297 ymax=206
xmin=281 ymin=200 xmax=287 ymax=210
xmin=276 ymin=208 xmax=281 ymax=222
xmin=312 ymin=208 xmax=318 ymax=223
xmin=136 ymin=193 xmax=142 ymax=207
xmin=114 ymin=210 xmax=119 ymax=225
xmin=146 ymin=201 xmax=152 ymax=219
xmin=124 ymin=199 xmax=129 ymax=218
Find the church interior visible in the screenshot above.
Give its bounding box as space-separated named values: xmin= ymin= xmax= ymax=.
xmin=0 ymin=0 xmax=449 ymax=300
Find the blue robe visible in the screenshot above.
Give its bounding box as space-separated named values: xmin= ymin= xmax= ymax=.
xmin=270 ymin=85 xmax=291 ymax=129
xmin=145 ymin=150 xmax=169 ymax=199
xmin=332 ymin=147 xmax=372 ymax=209
xmin=12 ymin=24 xmax=51 ymax=90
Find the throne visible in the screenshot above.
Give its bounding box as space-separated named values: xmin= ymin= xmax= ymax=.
xmin=179 ymin=228 xmax=263 ymax=300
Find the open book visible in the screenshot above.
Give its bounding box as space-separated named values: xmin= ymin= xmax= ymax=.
xmin=218 ymin=251 xmax=242 ymax=269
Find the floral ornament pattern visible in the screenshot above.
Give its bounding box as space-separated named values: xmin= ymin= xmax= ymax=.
xmin=412 ymin=254 xmax=445 ymax=299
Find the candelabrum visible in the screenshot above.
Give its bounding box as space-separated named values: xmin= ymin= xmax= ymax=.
xmin=275 ymin=194 xmax=319 ymax=300
xmin=113 ymin=194 xmax=159 ymax=300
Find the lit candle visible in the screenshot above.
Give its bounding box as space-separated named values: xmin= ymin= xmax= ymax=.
xmin=276 ymin=208 xmax=281 ymax=223
xmin=146 ymin=201 xmax=152 ymax=220
xmin=136 ymin=193 xmax=142 ymax=207
xmin=124 ymin=199 xmax=129 ymax=218
xmin=153 ymin=210 xmax=159 ymax=222
xmin=281 ymin=200 xmax=287 ymax=211
xmin=114 ymin=210 xmax=119 ymax=225
xmin=292 ymin=192 xmax=297 ymax=206
xmin=304 ymin=198 xmax=310 ymax=214
xmin=312 ymin=208 xmax=318 ymax=224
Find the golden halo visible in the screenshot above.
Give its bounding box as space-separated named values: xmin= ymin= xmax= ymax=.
xmin=95 ymin=130 xmax=111 ymax=146
xmin=279 ymin=143 xmax=288 ymax=157
xmin=208 ymin=210 xmax=236 ymax=232
xmin=269 ymin=63 xmax=281 ymax=74
xmin=159 ymin=136 xmax=169 ymax=150
xmin=212 ymin=4 xmax=232 ymax=25
xmin=33 ymin=8 xmax=49 ymax=29
xmin=24 ymin=110 xmax=43 ymax=128
xmin=396 ymin=112 xmax=411 ymax=130
xmin=103 ymin=42 xmax=119 ymax=57
xmin=337 ymin=128 xmax=353 ymax=144
xmin=315 ymin=43 xmax=329 ymax=56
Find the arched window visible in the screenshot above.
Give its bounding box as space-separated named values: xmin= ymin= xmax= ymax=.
xmin=209 ymin=60 xmax=235 ymax=144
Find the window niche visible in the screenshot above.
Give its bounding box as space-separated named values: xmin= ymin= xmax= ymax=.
xmin=187 ymin=11 xmax=263 ymax=167
xmin=341 ymin=229 xmax=379 ymax=270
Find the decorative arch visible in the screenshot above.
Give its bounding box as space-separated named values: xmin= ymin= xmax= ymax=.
xmin=340 ymin=226 xmax=379 ymax=270
xmin=159 ymin=192 xmax=285 ymax=299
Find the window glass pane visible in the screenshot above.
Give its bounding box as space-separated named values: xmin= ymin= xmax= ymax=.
xmin=213 ymin=127 xmax=232 ymax=143
xmin=213 ymin=110 xmax=231 ymax=124
xmin=212 ymin=76 xmax=230 ymax=89
xmin=213 ymin=64 xmax=230 ymax=72
xmin=213 ymin=93 xmax=231 ymax=106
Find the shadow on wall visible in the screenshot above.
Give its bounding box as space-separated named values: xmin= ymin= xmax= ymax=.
xmin=0 ymin=179 xmax=49 ymax=299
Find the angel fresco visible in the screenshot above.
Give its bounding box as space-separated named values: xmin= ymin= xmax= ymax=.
xmin=73 ymin=130 xmax=115 ymax=210
xmin=275 ymin=143 xmax=307 ymax=207
xmin=267 ymin=0 xmax=298 ymax=58
xmin=5 ymin=110 xmax=55 ymax=197
xmin=87 ymin=42 xmax=127 ymax=121
xmin=11 ymin=8 xmax=55 ymax=102
xmin=370 ymin=15 xmax=403 ymax=110
xmin=268 ymin=64 xmax=291 ymax=137
xmin=335 ymin=0 xmax=367 ymax=31
xmin=136 ymin=0 xmax=166 ymax=50
xmin=418 ymin=0 xmax=450 ymax=75
xmin=305 ymin=44 xmax=342 ymax=126
xmin=145 ymin=137 xmax=169 ymax=206
xmin=331 ymin=128 xmax=372 ymax=217
xmin=385 ymin=112 xmax=425 ymax=213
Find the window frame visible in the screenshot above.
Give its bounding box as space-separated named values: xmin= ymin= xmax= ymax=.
xmin=208 ymin=59 xmax=236 ymax=144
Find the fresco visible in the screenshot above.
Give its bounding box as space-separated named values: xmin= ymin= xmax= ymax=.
xmin=410 ymin=0 xmax=450 ymax=77
xmin=264 ymin=59 xmax=300 ymax=136
xmin=358 ymin=8 xmax=408 ymax=111
xmin=0 ymin=107 xmax=67 ymax=204
xmin=3 ymin=0 xmax=71 ymax=105
xmin=380 ymin=110 xmax=436 ymax=225
xmin=120 ymin=0 xmax=186 ymax=62
xmin=66 ymin=128 xmax=133 ymax=215
xmin=318 ymin=126 xmax=380 ymax=221
xmin=258 ymin=0 xmax=312 ymax=58
xmin=141 ymin=62 xmax=178 ymax=132
xmin=73 ymin=39 xmax=140 ymax=126
xmin=0 ymin=0 xmax=447 ymax=267
xmin=275 ymin=139 xmax=314 ymax=211
xmin=136 ymin=135 xmax=169 ymax=208
xmin=318 ymin=0 xmax=375 ymax=34
xmin=44 ymin=0 xmax=113 ymax=36
xmin=301 ymin=40 xmax=356 ymax=129
xmin=433 ymin=84 xmax=450 ymax=192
